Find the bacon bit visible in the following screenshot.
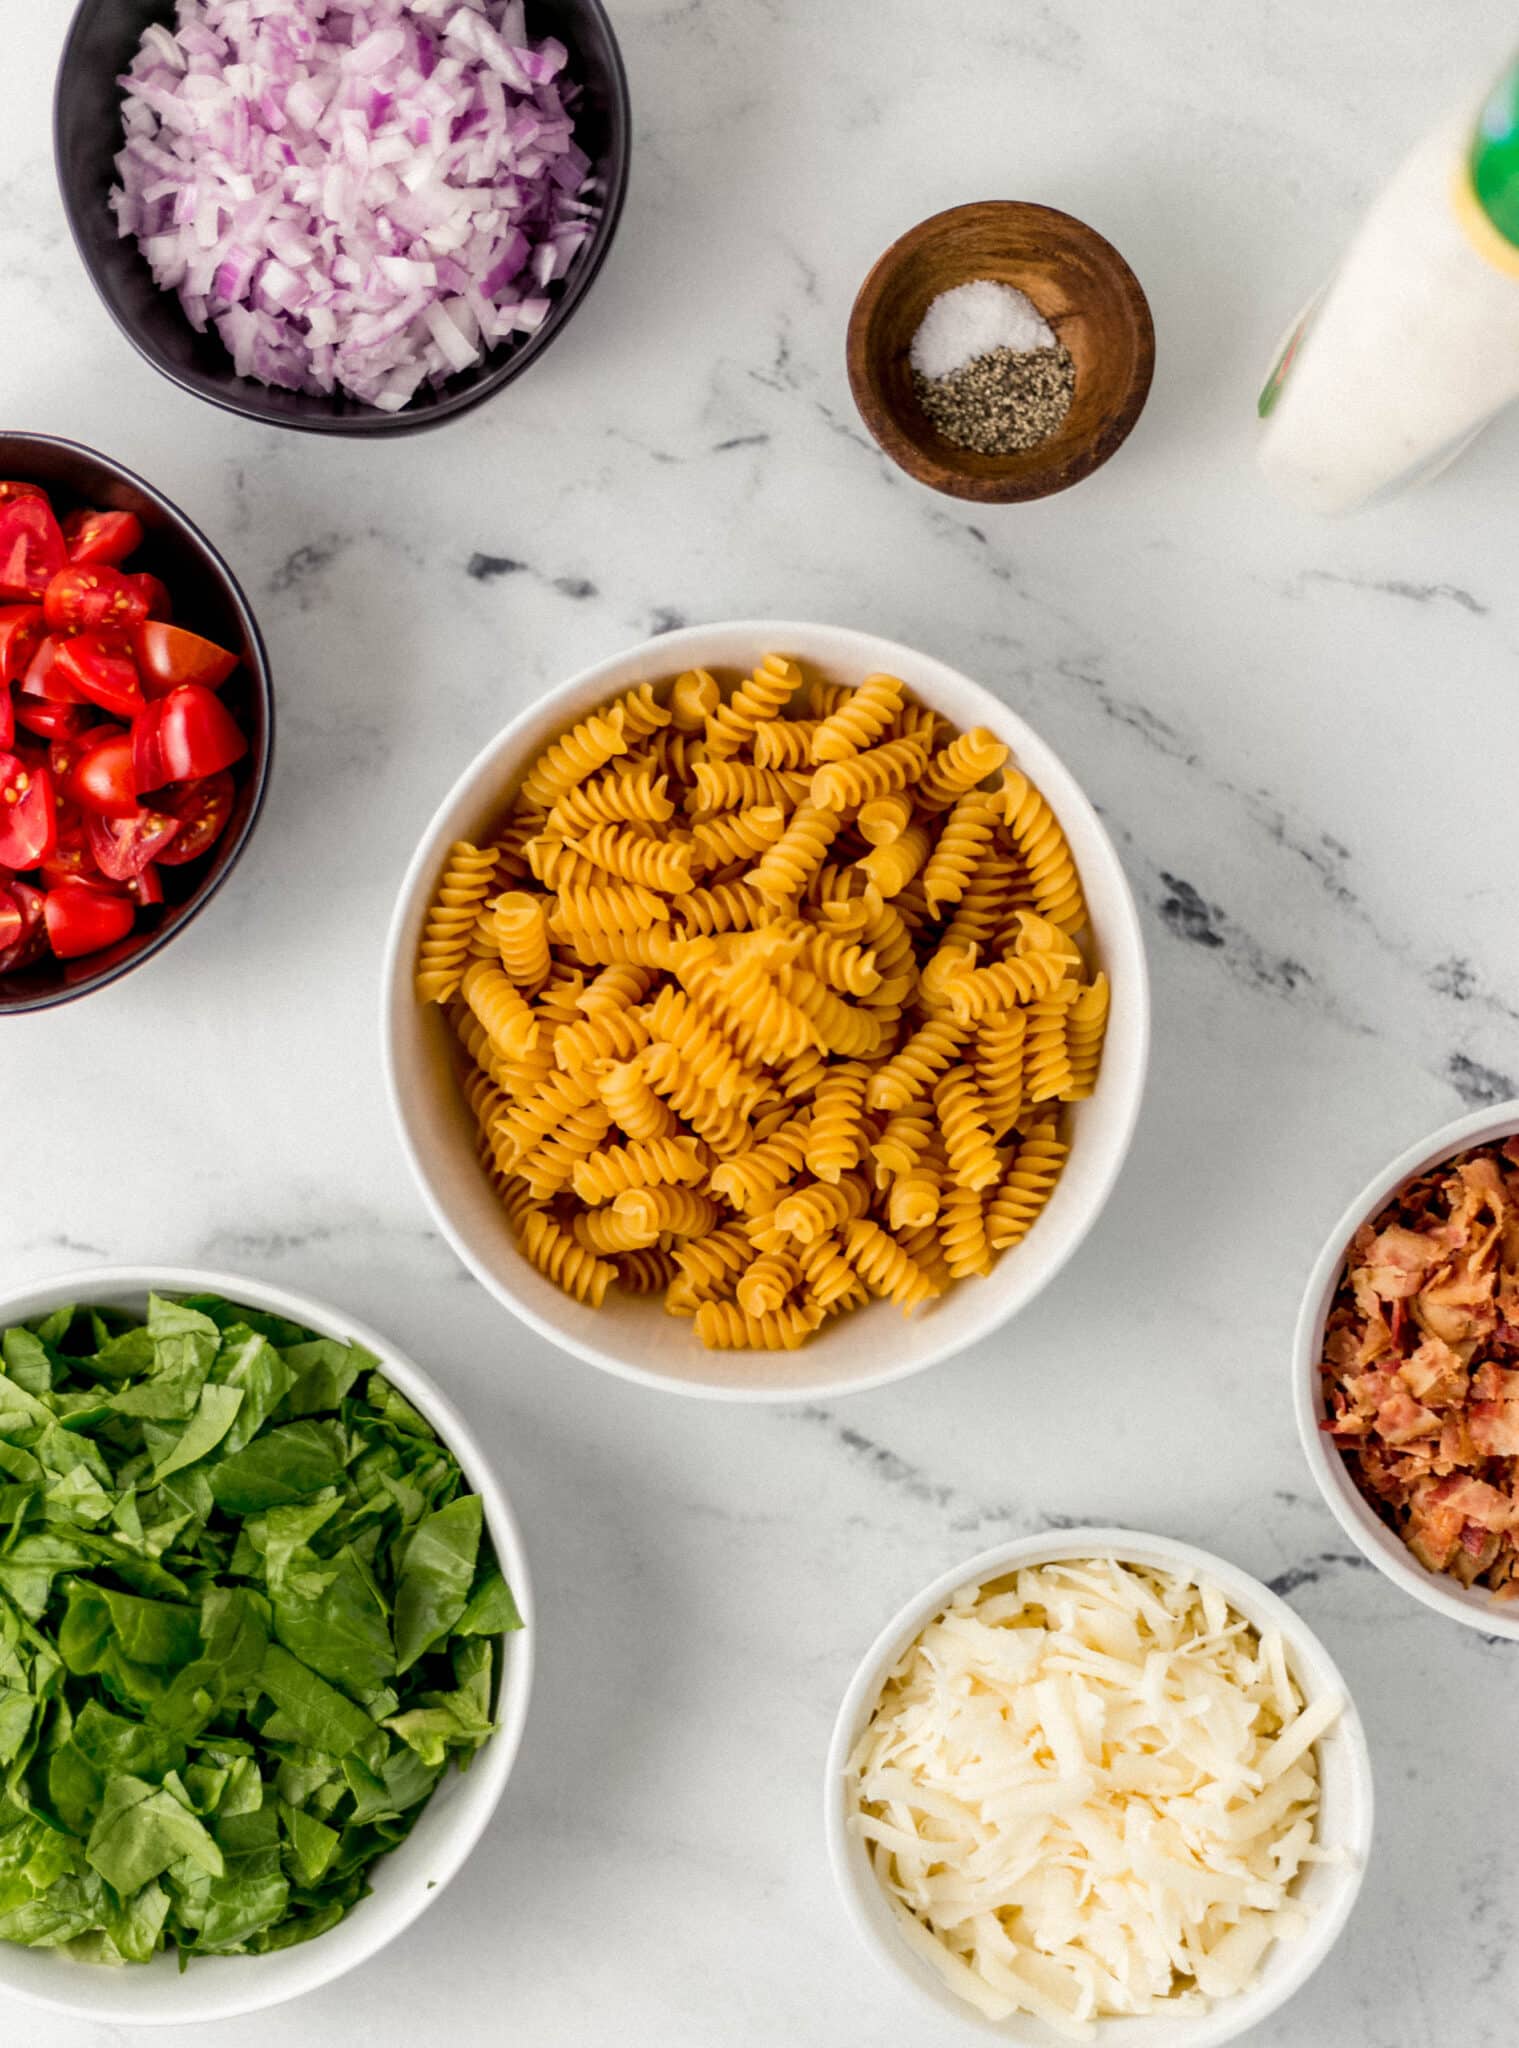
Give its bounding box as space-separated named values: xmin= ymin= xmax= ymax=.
xmin=1320 ymin=1139 xmax=1519 ymax=1595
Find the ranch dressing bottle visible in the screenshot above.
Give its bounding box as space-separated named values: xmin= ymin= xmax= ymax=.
xmin=1258 ymin=49 xmax=1519 ymax=514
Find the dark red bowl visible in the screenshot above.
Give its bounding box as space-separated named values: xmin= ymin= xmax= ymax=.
xmin=0 ymin=433 xmax=273 ymax=1014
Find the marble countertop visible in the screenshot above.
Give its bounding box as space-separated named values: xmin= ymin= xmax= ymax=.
xmin=7 ymin=1 xmax=1519 ymax=2041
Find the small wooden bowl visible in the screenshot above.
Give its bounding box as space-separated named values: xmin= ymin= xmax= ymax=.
xmin=847 ymin=201 xmax=1155 ymax=503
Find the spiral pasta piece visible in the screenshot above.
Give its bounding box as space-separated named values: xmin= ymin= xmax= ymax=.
xmin=708 ymin=1115 xmax=811 ymax=1213
xmin=855 ymin=822 xmax=930 ymax=899
xmin=416 ymin=841 xmax=499 ymax=1003
xmin=518 ymin=1098 xmax=614 ymax=1201
xmin=525 ymin=836 xmax=609 ymax=892
xmin=460 ymin=958 xmax=540 ymax=1061
xmin=546 ymin=764 xmax=673 ymax=838
xmin=598 ymin=1055 xmax=679 ymax=1141
xmin=939 ymin=1183 xmax=994 ymax=1278
xmin=670 ymin=667 xmax=720 ymax=731
xmin=736 ymin=1250 xmax=802 ymax=1317
xmin=870 ymin=1102 xmax=935 ymax=1184
xmin=570 ymin=822 xmax=695 ymax=894
xmin=804 ymin=1063 xmax=869 ymax=1184
xmin=753 ymin=719 xmax=824 ymax=769
xmin=492 ymin=891 xmax=552 ymax=991
xmin=857 ymin=791 xmax=914 ymax=847
xmin=934 ymin=1066 xmax=1002 ymax=1192
xmin=915 ymin=726 xmax=1010 ymax=812
xmin=777 ymin=965 xmax=884 ymax=1059
xmin=1021 ymin=981 xmax=1079 ymax=1105
xmin=553 ymin=1004 xmax=651 ymax=1076
xmin=1001 ymin=769 xmax=1086 ymax=932
xmin=922 ymin=790 xmax=1000 ymax=915
xmin=703 ymin=654 xmax=802 ymax=761
xmin=1058 ymin=974 xmax=1109 ymax=1102
xmin=612 ymin=1183 xmax=720 ymax=1244
xmin=773 ymin=1169 xmax=871 ymax=1243
xmin=986 ymin=1119 xmax=1068 ymax=1249
xmin=974 ymin=1007 xmax=1027 ymax=1137
xmin=668 ymin=1225 xmax=752 ymax=1309
xmin=646 ymin=983 xmax=767 ymax=1108
xmin=690 ymin=805 xmax=787 ymax=870
xmin=549 ymin=881 xmax=671 ymax=940
xmin=843 ymin=1218 xmax=942 ymax=1313
xmin=689 ymin=759 xmax=810 ymax=813
xmin=867 ymin=1016 xmax=969 ymax=1112
xmin=607 ymin=681 xmax=671 ymax=741
xmin=795 ymin=1231 xmax=866 ymax=1311
xmin=519 ymin=708 xmax=628 ymax=809
xmin=811 ymin=736 xmax=928 ymax=813
xmin=888 ymin=1155 xmax=943 ymax=1231
xmin=643 ymin=1042 xmax=756 ymax=1156
xmin=521 ymin=1211 xmax=616 ymax=1307
xmin=615 ymin=1246 xmax=681 ymax=1294
xmin=811 ymin=673 xmax=904 ymax=763
xmin=937 ymin=946 xmax=1071 ymax=1025
xmin=693 ymin=1300 xmax=822 ymax=1350
xmin=749 ymin=804 xmax=842 ymax=905
xmin=494 ymin=1068 xmax=599 ymax=1168
xmin=572 ymin=1133 xmax=708 ymax=1205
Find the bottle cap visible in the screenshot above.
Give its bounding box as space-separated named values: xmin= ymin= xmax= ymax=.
xmin=1470 ymin=50 xmax=1519 ymax=248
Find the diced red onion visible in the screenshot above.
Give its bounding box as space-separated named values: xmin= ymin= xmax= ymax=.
xmin=112 ymin=0 xmax=599 ymax=411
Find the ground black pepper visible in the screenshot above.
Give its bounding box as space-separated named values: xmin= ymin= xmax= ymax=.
xmin=913 ymin=343 xmax=1076 ymax=456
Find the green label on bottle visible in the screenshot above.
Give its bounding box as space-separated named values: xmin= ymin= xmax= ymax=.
xmin=1470 ymin=49 xmax=1519 ymax=248
xmin=1258 ymin=301 xmax=1317 ymax=418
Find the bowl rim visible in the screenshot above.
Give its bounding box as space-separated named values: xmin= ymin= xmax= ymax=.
xmin=52 ymin=0 xmax=632 ymax=437
xmin=0 ymin=1262 xmax=534 ymax=2025
xmin=1292 ymin=1097 xmax=1519 ymax=1640
xmin=846 ymin=199 xmax=1156 ymax=504
xmin=823 ymin=1525 xmax=1374 ymax=2047
xmin=379 ymin=618 xmax=1152 ymax=1403
xmin=0 ymin=431 xmax=273 ymax=1014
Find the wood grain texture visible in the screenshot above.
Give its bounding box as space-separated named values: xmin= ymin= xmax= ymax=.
xmin=846 ymin=202 xmax=1155 ymax=503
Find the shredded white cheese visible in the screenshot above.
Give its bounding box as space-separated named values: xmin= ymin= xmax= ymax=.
xmin=847 ymin=1559 xmax=1342 ymax=2038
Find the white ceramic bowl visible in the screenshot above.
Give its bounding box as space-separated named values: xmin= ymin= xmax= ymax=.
xmin=1294 ymin=1099 xmax=1519 ymax=1639
xmin=382 ymin=620 xmax=1150 ymax=1401
xmin=0 ymin=1265 xmax=533 ymax=2026
xmin=824 ymin=1527 xmax=1373 ymax=2046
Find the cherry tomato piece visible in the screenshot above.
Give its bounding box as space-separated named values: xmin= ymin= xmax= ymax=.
xmin=126 ymin=863 xmax=164 ymax=907
xmin=154 ymin=685 xmax=246 ymax=781
xmin=135 ymin=620 xmax=238 ymax=695
xmin=0 ymin=881 xmax=21 ymax=951
xmin=43 ymin=565 xmax=148 ymax=635
xmin=0 ymin=878 xmax=46 ymax=972
xmin=0 ymin=483 xmax=45 ymax=506
xmin=61 ymin=509 xmax=143 ymax=568
xmin=157 ymin=770 xmax=235 ymax=864
xmin=0 ymin=754 xmax=57 ymax=869
xmin=129 ymin=572 xmax=172 ymax=622
xmin=22 ymin=636 xmax=86 ymax=704
xmin=43 ymin=877 xmax=135 ymax=959
xmin=15 ymin=699 xmax=89 ymax=742
xmin=0 ymin=605 xmax=43 ymax=686
xmin=52 ymin=636 xmax=144 ymax=720
xmin=0 ymin=499 xmax=66 ymax=601
xmin=85 ymin=805 xmax=181 ymax=881
xmin=65 ymin=733 xmax=138 ymax=818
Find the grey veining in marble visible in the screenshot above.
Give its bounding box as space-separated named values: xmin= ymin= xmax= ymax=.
xmin=6 ymin=2 xmax=1519 ymax=2042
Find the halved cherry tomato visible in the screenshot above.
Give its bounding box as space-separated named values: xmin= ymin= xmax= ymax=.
xmin=0 ymin=482 xmax=46 ymax=507
xmin=126 ymin=863 xmax=164 ymax=907
xmin=43 ymin=877 xmax=135 ymax=959
xmin=64 ymin=732 xmax=138 ymax=818
xmin=129 ymin=572 xmax=172 ymax=622
xmin=14 ymin=699 xmax=88 ymax=742
xmin=157 ymin=770 xmax=235 ymax=864
xmin=0 ymin=878 xmax=46 ymax=972
xmin=22 ymin=636 xmax=85 ymax=703
xmin=134 ymin=620 xmax=237 ymax=695
xmin=0 ymin=754 xmax=57 ymax=869
xmin=38 ymin=797 xmax=94 ymax=884
xmin=53 ymin=636 xmax=144 ymax=719
xmin=0 ymin=604 xmax=43 ymax=685
xmin=0 ymin=692 xmax=10 ymax=752
xmin=61 ymin=509 xmax=143 ymax=568
xmin=86 ymin=805 xmax=181 ymax=881
xmin=0 ymin=881 xmax=20 ymax=951
xmin=0 ymin=499 xmax=66 ymax=601
xmin=43 ymin=564 xmax=147 ymax=635
xmin=155 ymin=685 xmax=246 ymax=782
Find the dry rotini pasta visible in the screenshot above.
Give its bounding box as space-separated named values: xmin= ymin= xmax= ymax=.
xmin=414 ymin=656 xmax=1112 ymax=1346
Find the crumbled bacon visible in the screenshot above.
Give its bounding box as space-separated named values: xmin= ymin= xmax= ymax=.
xmin=1320 ymin=1140 xmax=1519 ymax=1597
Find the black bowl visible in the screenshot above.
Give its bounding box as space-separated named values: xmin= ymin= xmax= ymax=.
xmin=53 ymin=0 xmax=631 ymax=437
xmin=0 ymin=434 xmax=273 ymax=1015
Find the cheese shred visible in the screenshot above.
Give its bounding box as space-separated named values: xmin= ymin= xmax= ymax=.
xmin=847 ymin=1558 xmax=1341 ymax=2036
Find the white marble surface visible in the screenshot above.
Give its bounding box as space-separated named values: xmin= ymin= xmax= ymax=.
xmin=6 ymin=1 xmax=1519 ymax=2041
